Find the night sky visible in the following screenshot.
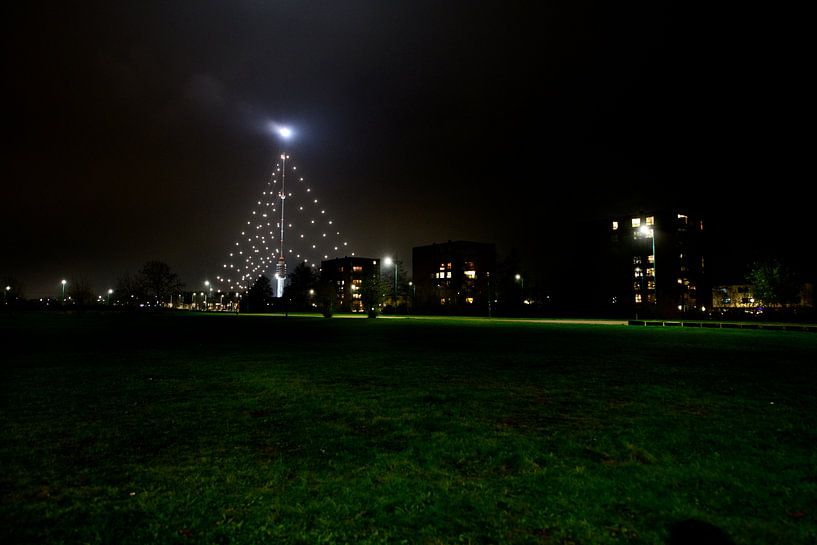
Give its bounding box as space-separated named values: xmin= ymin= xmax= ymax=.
xmin=5 ymin=1 xmax=812 ymax=297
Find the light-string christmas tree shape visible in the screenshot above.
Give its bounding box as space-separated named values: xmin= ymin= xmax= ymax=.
xmin=216 ymin=154 xmax=353 ymax=292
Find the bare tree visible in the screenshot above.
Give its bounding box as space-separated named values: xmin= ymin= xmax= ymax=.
xmin=68 ymin=276 xmax=94 ymax=308
xmin=139 ymin=261 xmax=184 ymax=306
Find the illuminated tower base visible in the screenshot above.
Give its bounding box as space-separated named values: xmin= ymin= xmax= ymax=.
xmin=274 ymin=257 xmax=286 ymax=298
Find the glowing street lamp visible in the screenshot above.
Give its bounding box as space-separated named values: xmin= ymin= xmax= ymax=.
xmin=515 ymin=273 xmax=524 ymax=303
xmin=204 ymin=281 xmax=210 ymax=310
xmin=107 ymin=288 xmax=113 ymax=305
xmin=61 ymin=279 xmax=67 ymax=302
xmin=4 ymin=285 xmax=10 ymax=305
xmin=383 ymin=257 xmax=397 ymax=301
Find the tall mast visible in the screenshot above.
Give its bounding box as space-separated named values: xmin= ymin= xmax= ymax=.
xmin=275 ymin=153 xmax=287 ymax=298
xmin=279 ymin=153 xmax=286 ymax=257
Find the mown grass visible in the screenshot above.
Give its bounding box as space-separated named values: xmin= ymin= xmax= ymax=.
xmin=1 ymin=312 xmax=815 ymax=544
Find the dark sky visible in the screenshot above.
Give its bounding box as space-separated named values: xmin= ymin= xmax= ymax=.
xmin=4 ymin=1 xmax=812 ymax=296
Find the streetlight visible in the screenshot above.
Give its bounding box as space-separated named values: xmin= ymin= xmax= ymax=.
xmin=107 ymin=288 xmax=113 ymax=305
xmin=383 ymin=256 xmax=397 ymax=302
xmin=639 ymin=225 xmax=657 ymax=308
xmin=203 ymin=281 xmax=210 ymax=310
xmin=4 ymin=285 xmax=10 ymax=305
xmin=408 ymin=281 xmax=416 ymax=313
xmin=514 ymin=273 xmax=524 ymax=303
xmin=61 ymin=279 xmax=67 ymax=302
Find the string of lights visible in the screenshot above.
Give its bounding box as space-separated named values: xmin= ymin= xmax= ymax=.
xmin=216 ymin=155 xmax=353 ymax=292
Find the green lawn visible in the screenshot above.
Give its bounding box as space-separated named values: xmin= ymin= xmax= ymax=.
xmin=1 ymin=312 xmax=815 ymax=544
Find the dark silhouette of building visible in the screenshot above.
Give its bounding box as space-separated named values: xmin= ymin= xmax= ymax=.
xmin=412 ymin=241 xmax=495 ymax=314
xmin=604 ymin=210 xmax=710 ymax=318
xmin=320 ymin=256 xmax=380 ymax=312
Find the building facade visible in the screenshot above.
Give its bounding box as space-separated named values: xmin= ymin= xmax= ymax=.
xmin=605 ymin=210 xmax=709 ymax=318
xmin=412 ymin=241 xmax=495 ymax=314
xmin=713 ymin=283 xmax=814 ymax=311
xmin=320 ymin=256 xmax=380 ymax=312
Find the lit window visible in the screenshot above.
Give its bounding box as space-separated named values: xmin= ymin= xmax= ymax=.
xmin=440 ymin=298 xmax=446 ymax=305
xmin=677 ymin=213 xmax=688 ymax=224
xmin=352 ymin=266 xmax=363 ymax=272
xmin=647 ymin=255 xmax=654 ymax=264
xmin=646 ymin=216 xmax=654 ymax=225
xmin=446 ymin=262 xmax=452 ymax=270
xmin=612 ymin=221 xmax=619 ymax=231
xmin=439 ymin=263 xmax=446 ymax=271
xmin=633 ymin=256 xmax=642 ymax=265
xmin=464 ymin=270 xmax=476 ymax=279
xmin=446 ymin=272 xmax=452 ymax=278
xmin=646 ymin=268 xmax=654 ymax=277
xmin=631 ymin=218 xmax=641 ymax=228
xmin=465 ymin=297 xmax=474 ymax=304
xmin=635 ymin=293 xmax=642 ymax=303
xmin=677 ymin=278 xmax=683 ymax=285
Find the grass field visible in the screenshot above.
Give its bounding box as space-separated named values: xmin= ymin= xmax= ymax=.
xmin=1 ymin=312 xmax=815 ymax=544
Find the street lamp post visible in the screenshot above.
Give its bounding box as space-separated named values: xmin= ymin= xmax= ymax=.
xmin=383 ymin=257 xmax=397 ymax=303
xmin=107 ymin=288 xmax=113 ymax=305
xmin=204 ymin=281 xmax=210 ymax=311
xmin=515 ymin=273 xmax=524 ymax=304
xmin=61 ymin=279 xmax=67 ymax=302
xmin=4 ymin=285 xmax=10 ymax=305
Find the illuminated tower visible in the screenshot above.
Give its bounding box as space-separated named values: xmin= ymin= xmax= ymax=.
xmin=216 ymin=124 xmax=352 ymax=298
xmin=274 ymin=152 xmax=288 ymax=298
